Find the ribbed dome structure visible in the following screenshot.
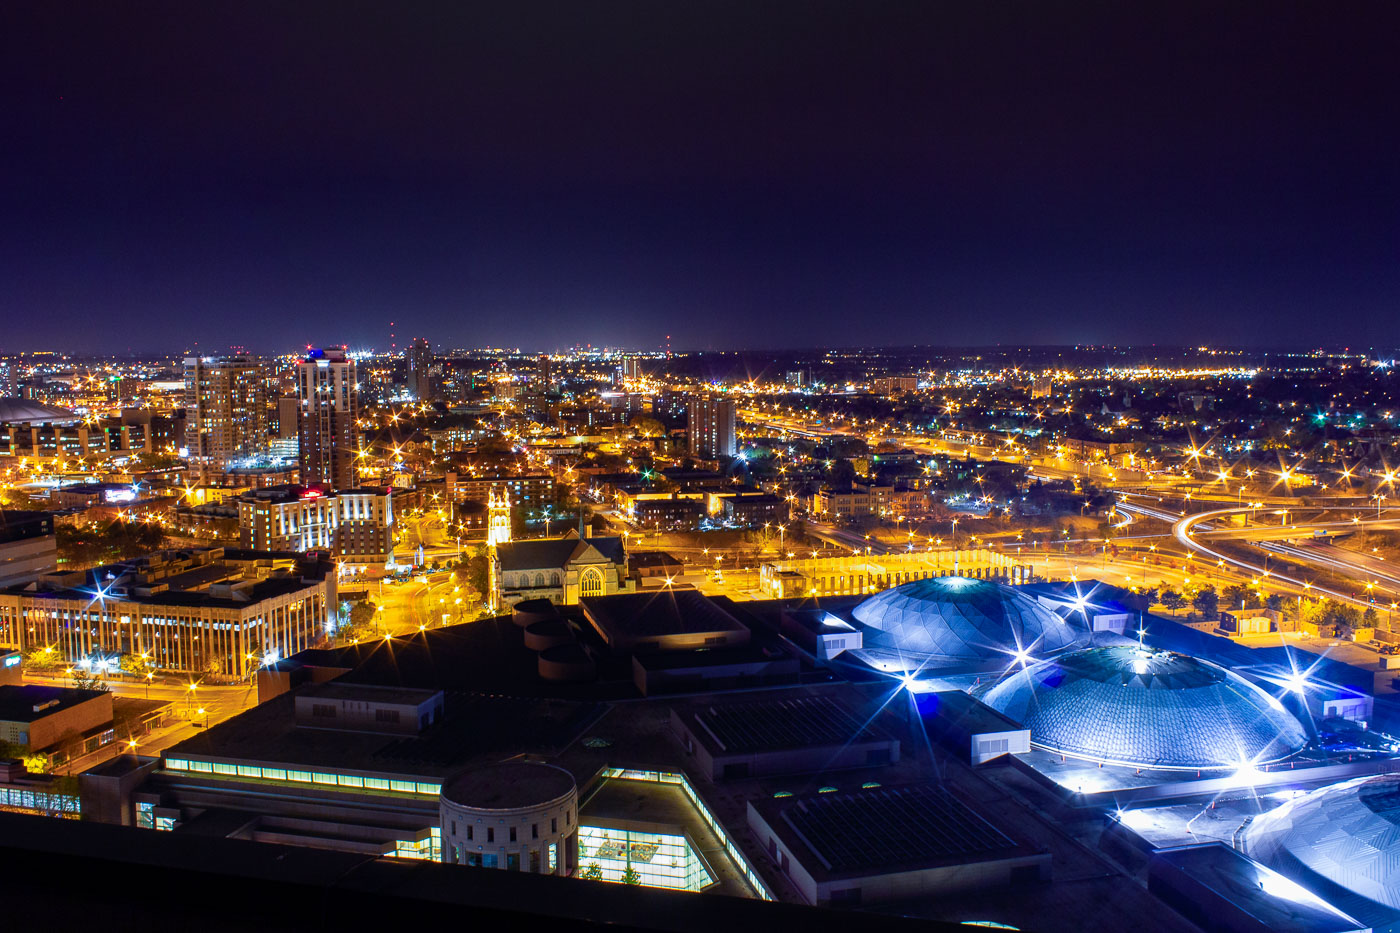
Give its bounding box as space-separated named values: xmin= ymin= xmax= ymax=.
xmin=0 ymin=398 xmax=79 ymax=425
xmin=1244 ymin=774 xmax=1400 ymax=925
xmin=982 ymin=645 xmax=1308 ymax=770
xmin=850 ymin=576 xmax=1087 ymax=665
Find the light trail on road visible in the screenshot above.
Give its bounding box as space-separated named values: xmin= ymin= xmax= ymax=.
xmin=1168 ymin=506 xmax=1380 ymax=609
xmin=1259 ymin=540 xmax=1400 ymax=592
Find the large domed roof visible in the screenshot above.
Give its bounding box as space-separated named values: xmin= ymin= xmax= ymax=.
xmin=850 ymin=576 xmax=1087 ymax=665
xmin=1244 ymin=774 xmax=1400 ymax=924
xmin=982 ymin=645 xmax=1308 ymax=770
xmin=0 ymin=397 xmax=79 ymax=425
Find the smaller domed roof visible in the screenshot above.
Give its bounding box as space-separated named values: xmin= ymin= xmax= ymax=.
xmin=1245 ymin=773 xmax=1400 ymax=922
xmin=850 ymin=576 xmax=1087 ymax=664
xmin=0 ymin=397 xmax=79 ymax=425
xmin=441 ymin=761 xmax=576 ymax=810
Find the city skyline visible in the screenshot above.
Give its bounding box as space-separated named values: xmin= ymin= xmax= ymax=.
xmin=7 ymin=5 xmax=1400 ymax=930
xmin=11 ymin=340 xmax=1400 ymax=358
xmin=5 ymin=3 xmax=1399 ymax=353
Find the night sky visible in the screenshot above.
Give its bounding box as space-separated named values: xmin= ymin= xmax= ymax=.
xmin=3 ymin=2 xmax=1398 ymax=354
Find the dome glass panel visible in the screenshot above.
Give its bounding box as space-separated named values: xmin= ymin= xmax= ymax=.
xmin=849 ymin=576 xmax=1088 ymax=665
xmin=1245 ymin=774 xmax=1400 ymax=924
xmin=982 ymin=645 xmax=1308 ymax=770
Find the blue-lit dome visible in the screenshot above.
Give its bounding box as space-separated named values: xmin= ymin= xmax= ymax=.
xmin=850 ymin=576 xmax=1087 ymax=665
xmin=982 ymin=646 xmax=1308 ymax=770
xmin=1244 ymin=774 xmax=1400 ymax=925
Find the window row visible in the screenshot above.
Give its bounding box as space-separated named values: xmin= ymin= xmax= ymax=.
xmin=163 ymin=758 xmax=440 ymax=796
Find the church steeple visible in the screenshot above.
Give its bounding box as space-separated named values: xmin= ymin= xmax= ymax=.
xmin=487 ymin=487 xmax=512 ymax=548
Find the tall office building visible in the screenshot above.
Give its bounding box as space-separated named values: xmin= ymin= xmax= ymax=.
xmin=687 ymin=395 xmax=737 ymax=458
xmin=297 ymin=347 xmax=359 ymax=489
xmin=537 ymin=354 xmax=552 ymax=390
xmin=183 ymin=355 xmax=266 ymax=472
xmin=406 ymin=338 xmax=435 ymax=400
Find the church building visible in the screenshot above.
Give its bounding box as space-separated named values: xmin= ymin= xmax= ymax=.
xmin=491 ymin=527 xmax=632 ymax=607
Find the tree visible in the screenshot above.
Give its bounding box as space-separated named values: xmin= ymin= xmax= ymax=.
xmin=579 ymin=862 xmax=603 ymax=881
xmin=56 ymin=519 xmax=167 ymax=567
xmin=1222 ymin=584 xmax=1258 ymax=611
xmin=130 ymin=450 xmax=182 ymax=471
xmin=341 ymin=601 xmax=378 ymax=640
xmin=1301 ymin=598 xmax=1360 ymax=637
xmin=1192 ymin=586 xmax=1219 ymax=620
xmin=827 ymin=459 xmax=857 ymax=488
xmin=1265 ymin=593 xmax=1285 ymax=613
xmin=119 ymin=653 xmax=154 ymax=678
xmin=22 ymin=644 xmax=62 ymax=671
xmin=630 ymin=416 xmax=665 ymax=439
xmin=69 ymin=668 xmax=110 ymax=692
xmin=1361 ymin=607 xmax=1380 ymax=632
xmin=0 ymin=487 xmax=45 ymax=510
xmin=349 ymin=601 xmax=377 ymax=627
xmin=1159 ymin=588 xmax=1185 ymax=615
xmin=0 ymin=737 xmax=30 ymax=761
xmin=454 ymin=545 xmax=490 ymax=601
xmin=620 ymin=865 xmax=641 ymax=885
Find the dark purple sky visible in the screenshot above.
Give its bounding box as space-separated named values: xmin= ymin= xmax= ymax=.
xmin=3 ymin=2 xmax=1398 ymax=354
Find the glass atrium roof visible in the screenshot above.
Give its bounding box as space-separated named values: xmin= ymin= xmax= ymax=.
xmin=849 ymin=576 xmax=1088 ymax=666
xmin=1245 ymin=774 xmax=1400 ymax=924
xmin=982 ymin=645 xmax=1309 ymax=770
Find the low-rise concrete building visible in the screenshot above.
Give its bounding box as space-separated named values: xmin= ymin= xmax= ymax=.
xmin=747 ymin=783 xmax=1049 ymax=907
xmin=582 ymin=589 xmax=749 ymax=655
xmin=0 ymin=684 xmax=112 ymax=754
xmin=670 ymin=694 xmax=899 ymax=781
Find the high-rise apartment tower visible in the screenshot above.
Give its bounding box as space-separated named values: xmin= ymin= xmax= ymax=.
xmin=297 ymin=347 xmax=359 ymax=489
xmin=183 ymin=355 xmax=266 ymax=473
xmin=687 ymin=395 xmax=737 ymax=458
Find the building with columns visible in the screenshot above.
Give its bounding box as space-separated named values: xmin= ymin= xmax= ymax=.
xmin=0 ymin=548 xmax=335 ymax=678
xmin=440 ymin=761 xmax=578 ymax=874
